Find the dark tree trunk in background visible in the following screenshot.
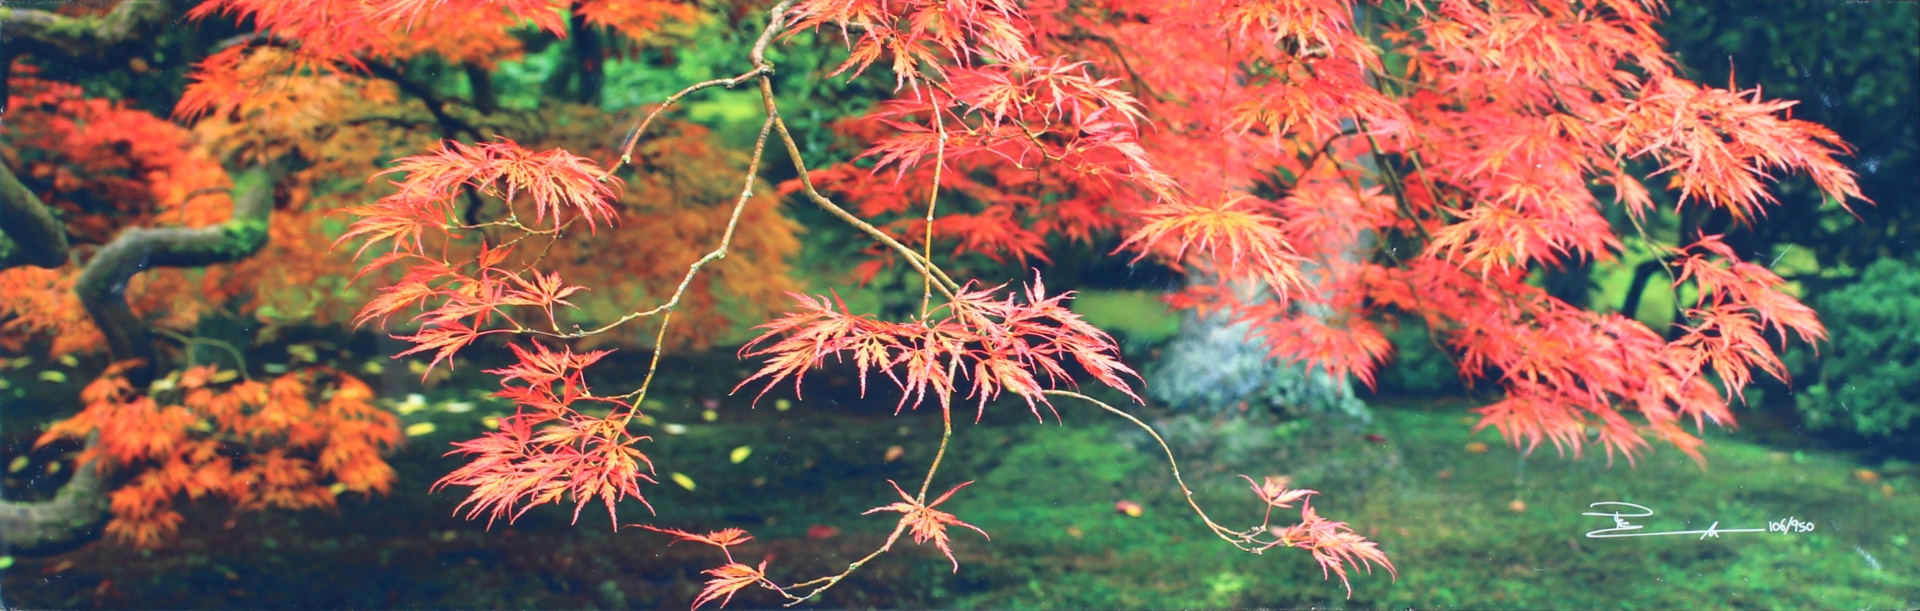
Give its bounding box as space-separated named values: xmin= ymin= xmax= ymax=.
xmin=570 ymin=10 xmax=603 ymax=106
xmin=1544 ymin=258 xmax=1593 ymax=309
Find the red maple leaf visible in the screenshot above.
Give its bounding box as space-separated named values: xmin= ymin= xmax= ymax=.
xmin=865 ymin=480 xmax=989 ymax=572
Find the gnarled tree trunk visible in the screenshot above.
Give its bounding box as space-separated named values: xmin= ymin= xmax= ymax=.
xmin=0 ymin=157 xmax=276 ymax=554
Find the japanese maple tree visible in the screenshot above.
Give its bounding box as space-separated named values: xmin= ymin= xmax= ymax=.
xmin=1 ymin=0 xmax=790 ymax=551
xmin=4 ymin=0 xmax=1866 ymax=607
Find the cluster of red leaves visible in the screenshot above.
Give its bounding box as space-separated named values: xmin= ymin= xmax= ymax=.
xmin=338 ymin=138 xmax=614 ymax=369
xmin=644 ymin=479 xmax=990 ymax=609
xmin=736 ymin=273 xmax=1138 ymax=421
xmin=339 ymin=138 xmax=656 ymax=529
xmin=177 ymin=0 xmax=703 ymax=120
xmin=432 ymin=341 xmax=656 ymax=530
xmin=640 ymin=526 xmax=780 ymax=609
xmin=864 ymin=480 xmax=990 ymax=571
xmin=1 ymin=68 xmax=236 ymax=355
xmin=3 ymin=71 xmax=234 ymax=240
xmin=803 ymin=0 xmax=1865 ymax=468
xmin=781 ymin=0 xmax=1174 ymax=277
xmin=1241 ymin=475 xmax=1395 ymax=598
xmin=36 ymin=362 xmax=399 ymax=547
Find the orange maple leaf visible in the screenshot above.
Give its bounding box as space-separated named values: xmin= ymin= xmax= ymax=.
xmin=691 ymin=560 xmax=772 ymax=610
xmin=865 ymin=480 xmax=989 ymax=572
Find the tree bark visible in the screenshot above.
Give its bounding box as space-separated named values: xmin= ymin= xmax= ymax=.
xmin=0 ymin=161 xmax=71 ymax=270
xmin=570 ymin=10 xmax=603 ymax=105
xmin=0 ymin=1 xmax=175 ymax=70
xmin=1 ymin=167 xmax=275 ymax=554
xmin=0 ymin=435 xmax=109 ymax=556
xmin=0 ymin=432 xmax=110 ymax=557
xmin=75 ymin=166 xmax=275 ymax=384
xmin=1 ymin=0 xmax=277 ymax=558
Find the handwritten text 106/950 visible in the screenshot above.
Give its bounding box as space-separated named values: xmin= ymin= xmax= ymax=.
xmin=1583 ymin=502 xmax=1814 ymax=540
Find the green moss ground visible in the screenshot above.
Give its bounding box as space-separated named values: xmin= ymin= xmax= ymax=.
xmin=3 ymin=352 xmax=1914 ymax=609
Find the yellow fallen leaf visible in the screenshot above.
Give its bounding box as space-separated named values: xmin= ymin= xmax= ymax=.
xmin=702 ymin=410 xmax=718 ymax=422
xmin=288 ymin=344 xmax=319 ymax=364
xmin=36 ymin=371 xmax=67 ymax=383
xmin=57 ymin=354 xmax=79 ymax=368
xmin=730 ymin=446 xmax=752 ymax=464
xmin=7 ymin=456 xmax=28 ymax=474
xmin=405 ymin=422 xmax=437 ymax=437
xmin=398 ymin=393 xmax=428 ymax=415
xmin=45 ymin=462 xmax=60 ymax=475
xmin=774 ymin=398 xmax=792 ymax=412
xmin=8 ymin=357 xmax=32 ymax=369
xmin=210 ymin=370 xmax=239 ymax=384
xmin=0 ymin=377 xmax=11 ymax=390
xmin=360 ymin=361 xmax=385 ymax=375
xmin=670 ymin=472 xmax=696 ymax=491
xmin=329 ymin=482 xmax=348 ymax=496
xmin=482 ymin=416 xmax=501 ymax=430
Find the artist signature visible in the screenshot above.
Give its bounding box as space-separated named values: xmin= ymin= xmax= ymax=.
xmin=1582 ymin=502 xmax=1815 ymax=539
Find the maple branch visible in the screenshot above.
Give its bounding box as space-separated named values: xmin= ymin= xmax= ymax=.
xmin=153 ymin=328 xmax=252 ymax=381
xmin=1619 ymin=259 xmax=1667 ymax=321
xmin=916 ymin=404 xmax=954 ymax=502
xmin=1041 ymin=390 xmax=1247 ymax=547
xmin=751 ymin=0 xmax=797 ymax=66
xmin=75 ymin=166 xmax=276 ymax=385
xmin=613 ymin=66 xmax=771 ymax=173
xmin=606 ymin=0 xmax=799 ymax=174
xmin=555 ymin=115 xmax=777 ymax=346
xmin=780 ymin=545 xmax=893 ymax=606
xmin=758 ymin=76 xmax=963 ymax=298
xmin=0 ymin=160 xmax=71 ymax=270
xmin=732 ymin=0 xmax=963 ymax=297
xmin=1055 ymin=32 xmax=1165 ymax=102
xmin=0 ymin=0 xmax=175 ymax=68
xmin=1363 ymin=131 xmax=1435 ymax=244
xmin=361 ymin=61 xmax=479 ymax=139
xmin=0 ymin=433 xmax=109 ymax=555
xmin=921 ymin=109 xmax=948 ymax=317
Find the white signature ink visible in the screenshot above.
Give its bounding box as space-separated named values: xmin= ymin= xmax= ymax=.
xmin=1582 ymin=502 xmax=1814 ymax=539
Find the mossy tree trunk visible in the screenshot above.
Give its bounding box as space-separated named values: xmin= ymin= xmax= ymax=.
xmin=0 ymin=159 xmax=277 ymax=554
xmin=1146 ymin=272 xmax=1367 ymax=421
xmin=75 ymin=166 xmax=275 ymax=385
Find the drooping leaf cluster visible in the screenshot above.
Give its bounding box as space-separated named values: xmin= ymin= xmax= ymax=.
xmin=794 ymin=0 xmax=1865 ymax=466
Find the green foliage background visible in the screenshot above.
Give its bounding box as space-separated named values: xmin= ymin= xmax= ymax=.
xmin=1788 ymin=258 xmax=1920 ymax=437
